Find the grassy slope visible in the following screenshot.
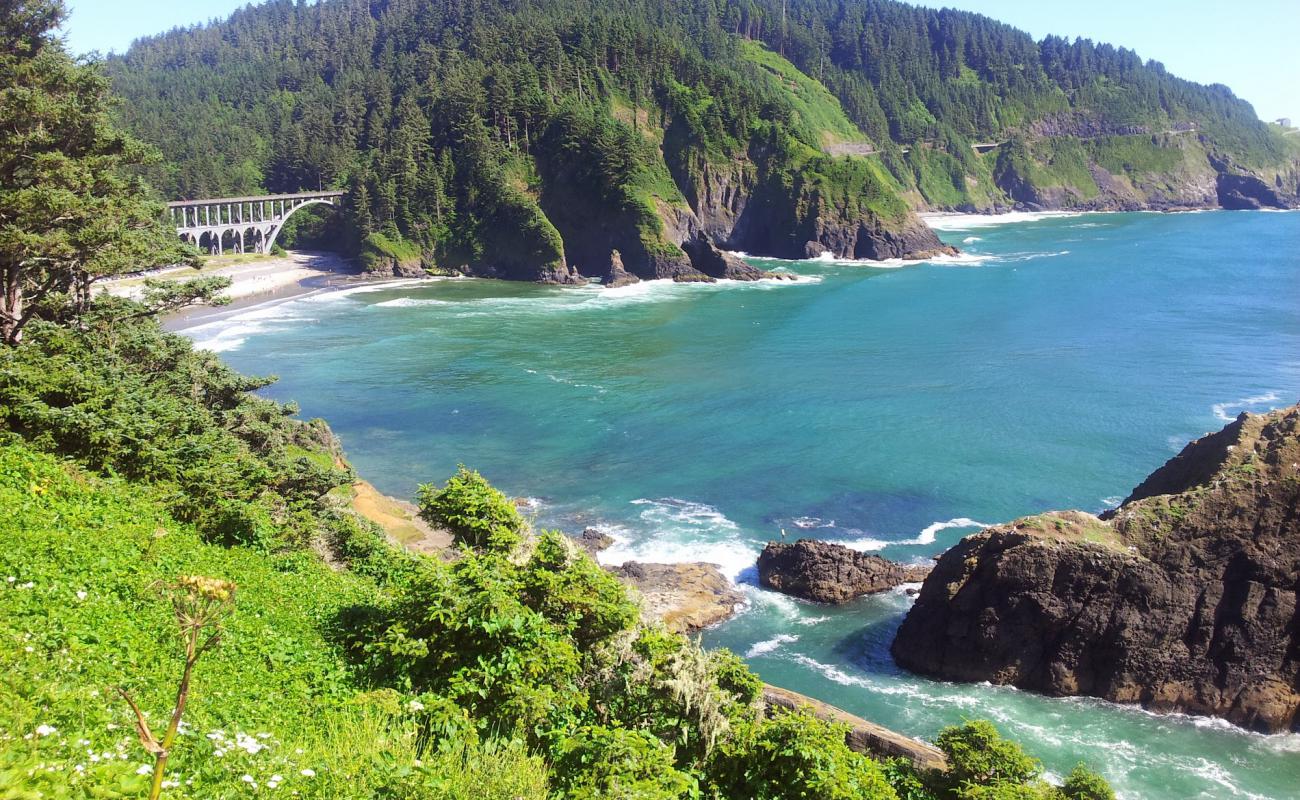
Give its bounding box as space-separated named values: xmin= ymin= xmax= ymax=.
xmin=739 ymin=41 xmax=867 ymax=149
xmin=0 ymin=443 xmax=545 ymax=798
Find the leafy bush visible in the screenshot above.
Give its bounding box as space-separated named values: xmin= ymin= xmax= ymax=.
xmin=707 ymin=709 xmax=898 ymax=800
xmin=1061 ymin=763 xmax=1115 ymax=800
xmin=552 ymin=725 xmax=695 ymax=799
xmin=417 ymin=466 xmax=525 ymax=552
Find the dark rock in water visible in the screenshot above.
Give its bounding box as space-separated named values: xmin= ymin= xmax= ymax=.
xmin=757 ymin=539 xmax=931 ymax=604
xmin=1216 ymin=172 xmax=1285 ymax=210
xmin=601 ymin=249 xmax=641 ymax=288
xmin=571 ymin=526 xmax=614 ymax=556
xmin=611 ymin=561 xmax=743 ymax=632
xmin=892 ymin=405 xmax=1300 ymax=733
xmin=680 ymin=232 xmax=770 ymax=281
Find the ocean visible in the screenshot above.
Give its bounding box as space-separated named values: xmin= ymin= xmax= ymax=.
xmin=182 ymin=209 xmax=1300 ymax=798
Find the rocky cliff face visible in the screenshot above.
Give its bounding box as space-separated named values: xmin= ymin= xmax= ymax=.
xmin=892 ymin=405 xmax=1300 ymax=732
xmin=757 ymin=539 xmax=931 ymax=604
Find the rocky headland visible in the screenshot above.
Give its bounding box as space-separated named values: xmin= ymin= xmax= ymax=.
xmin=892 ymin=404 xmax=1300 ymax=732
xmin=757 ymin=539 xmax=931 ymax=603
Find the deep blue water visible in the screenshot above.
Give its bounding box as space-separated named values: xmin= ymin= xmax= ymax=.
xmin=184 ymin=210 xmax=1300 ymax=798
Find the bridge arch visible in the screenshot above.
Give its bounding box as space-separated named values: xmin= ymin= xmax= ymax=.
xmin=167 ymin=191 xmax=345 ymax=255
xmin=262 ymin=197 xmax=340 ymax=254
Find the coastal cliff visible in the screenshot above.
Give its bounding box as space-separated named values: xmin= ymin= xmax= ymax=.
xmin=892 ymin=405 xmax=1300 ymax=732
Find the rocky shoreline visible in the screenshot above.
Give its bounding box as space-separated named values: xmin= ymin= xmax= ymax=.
xmin=893 ymin=405 xmax=1300 ymax=733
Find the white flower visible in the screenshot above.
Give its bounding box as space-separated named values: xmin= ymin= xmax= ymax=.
xmin=75 ymin=590 xmax=87 ymax=601
xmin=242 ymin=774 xmax=257 ymax=787
xmin=136 ymin=764 xmax=153 ymax=775
xmin=19 ymin=581 xmax=33 ymax=589
xmin=293 ymin=749 xmax=303 ymax=755
xmin=161 ymin=780 xmax=179 ymax=789
xmin=24 ymin=646 xmax=34 ymax=653
xmin=256 ymin=732 xmax=271 ymax=739
xmin=299 ymin=769 xmax=315 ymax=778
xmin=74 ymin=764 xmax=85 ymax=773
xmin=5 ymin=576 xmax=14 ymax=582
xmin=235 ymin=732 xmax=266 ymax=754
xmin=89 ymin=754 xmax=101 ymax=763
xmin=34 ymin=724 xmax=56 ymax=737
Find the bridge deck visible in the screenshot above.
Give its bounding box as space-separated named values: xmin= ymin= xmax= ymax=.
xmin=167 ymin=190 xmax=344 ymax=208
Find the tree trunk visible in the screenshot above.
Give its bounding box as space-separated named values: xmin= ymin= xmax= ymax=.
xmin=1 ymin=268 xmax=23 ymax=345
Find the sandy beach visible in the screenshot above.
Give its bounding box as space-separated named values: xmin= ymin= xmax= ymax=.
xmin=100 ymin=249 xmax=359 ymax=304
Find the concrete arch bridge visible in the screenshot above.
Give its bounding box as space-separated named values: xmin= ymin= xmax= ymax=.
xmin=168 ymin=190 xmax=344 ymax=255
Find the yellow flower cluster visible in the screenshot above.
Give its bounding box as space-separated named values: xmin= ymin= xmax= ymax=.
xmin=176 ymin=575 xmax=236 ymax=603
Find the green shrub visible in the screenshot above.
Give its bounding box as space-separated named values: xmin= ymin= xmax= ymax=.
xmin=707 ymin=709 xmax=897 ymax=800
xmin=1060 ymin=763 xmax=1115 ymax=800
xmin=935 ymin=721 xmax=1044 ymax=797
xmin=417 ymin=466 xmax=525 ymax=552
xmin=520 ymin=531 xmax=639 ymax=647
xmin=552 ymin=725 xmax=695 ymax=799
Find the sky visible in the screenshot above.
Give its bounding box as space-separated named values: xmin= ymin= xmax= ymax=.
xmin=64 ymin=0 xmax=1299 ymax=122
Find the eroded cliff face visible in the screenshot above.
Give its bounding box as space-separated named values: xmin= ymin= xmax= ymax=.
xmin=892 ymin=405 xmax=1300 ymax=733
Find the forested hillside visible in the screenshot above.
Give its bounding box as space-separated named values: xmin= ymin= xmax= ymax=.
xmin=106 ymin=0 xmax=1300 ymax=281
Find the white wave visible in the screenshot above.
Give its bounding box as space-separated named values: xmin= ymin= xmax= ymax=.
xmin=1100 ymin=496 xmax=1124 ymax=508
xmin=793 ymin=615 xmax=829 ymax=626
xmin=373 ymin=296 xmax=450 ymax=308
xmin=920 ymin=210 xmax=1085 ymax=230
xmin=962 ymin=236 xmax=982 ymax=244
xmin=808 ymin=250 xmax=994 ymax=268
xmin=745 ymin=633 xmax=799 ymax=658
xmin=1211 ymin=391 xmax=1282 ymax=422
xmin=596 ymin=498 xmax=757 ymax=583
xmin=791 ymin=516 xmax=835 ymax=529
xmin=841 ymin=517 xmax=987 ymax=551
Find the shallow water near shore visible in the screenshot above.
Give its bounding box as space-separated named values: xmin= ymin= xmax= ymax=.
xmin=181 ymin=210 xmax=1300 ymax=798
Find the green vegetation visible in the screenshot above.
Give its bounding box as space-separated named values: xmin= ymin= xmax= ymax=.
xmin=0 ymin=315 xmax=1116 ymax=796
xmin=97 ymin=0 xmax=1299 ymax=273
xmin=0 ymin=3 xmax=1123 ymax=797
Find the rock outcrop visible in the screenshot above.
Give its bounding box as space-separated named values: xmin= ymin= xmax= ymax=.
xmin=601 ymin=250 xmax=641 ymax=287
xmin=570 ymin=526 xmax=615 ymax=556
xmin=680 ymin=232 xmax=772 ymax=280
xmin=611 ymin=561 xmax=744 ymax=632
xmin=892 ymin=405 xmax=1300 ymax=732
xmin=760 ymin=684 xmax=948 ymax=771
xmin=757 ymin=539 xmax=931 ymax=603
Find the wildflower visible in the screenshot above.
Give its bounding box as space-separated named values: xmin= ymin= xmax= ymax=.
xmin=74 ymin=764 xmax=85 ymax=773
xmin=5 ymin=576 xmax=14 ymax=583
xmin=136 ymin=764 xmax=153 ymax=775
xmin=299 ymin=768 xmax=315 ymax=778
xmin=256 ymin=732 xmax=271 ymax=739
xmin=235 ymin=732 xmax=265 ymax=754
xmin=24 ymin=646 xmax=33 ymax=653
xmin=242 ymin=774 xmax=257 ymax=787
xmin=34 ymin=724 xmax=56 ymax=737
xmin=19 ymin=582 xmax=34 ymax=589
xmin=161 ymin=780 xmax=179 ymax=789
xmin=177 ymin=575 xmax=235 ymax=603
xmin=407 ymin=699 xmax=425 ymax=712
xmin=76 ymin=590 xmax=87 ymax=601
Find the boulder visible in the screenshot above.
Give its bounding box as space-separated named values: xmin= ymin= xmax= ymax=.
xmin=611 ymin=561 xmax=744 ymax=632
xmin=757 ymin=539 xmax=931 ymax=604
xmin=892 ymin=405 xmax=1300 ymax=733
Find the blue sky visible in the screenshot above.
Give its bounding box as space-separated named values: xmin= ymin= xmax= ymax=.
xmin=64 ymin=0 xmax=1299 ymax=121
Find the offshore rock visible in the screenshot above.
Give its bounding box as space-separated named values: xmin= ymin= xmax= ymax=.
xmin=611 ymin=561 xmax=744 ymax=633
xmin=680 ymin=232 xmax=770 ymax=280
xmin=757 ymin=539 xmax=931 ymax=603
xmin=892 ymin=405 xmax=1300 ymax=733
xmin=601 ymin=250 xmax=641 ymax=288
xmin=571 ymin=526 xmax=615 ymax=556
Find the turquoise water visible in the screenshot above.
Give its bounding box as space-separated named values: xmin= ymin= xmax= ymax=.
xmin=185 ymin=210 xmax=1300 ymax=798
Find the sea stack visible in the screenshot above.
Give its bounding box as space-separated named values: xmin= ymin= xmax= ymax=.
xmin=757 ymin=539 xmax=931 ymax=603
xmin=892 ymin=405 xmax=1300 ymax=733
